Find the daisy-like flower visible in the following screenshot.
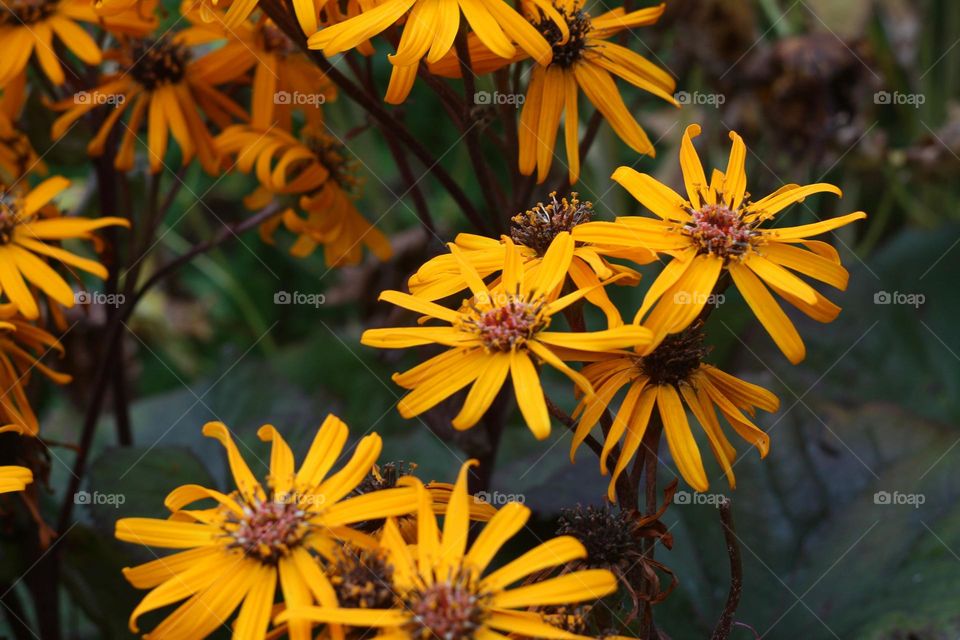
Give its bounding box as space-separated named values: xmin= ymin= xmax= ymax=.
xmin=307 ymin=0 xmax=561 ymax=104
xmin=50 ymin=34 xmax=248 ymax=174
xmin=115 ymin=416 xmax=418 ymax=640
xmin=181 ymin=9 xmax=337 ymax=130
xmin=573 ymin=124 xmax=867 ymax=363
xmin=279 ymin=461 xmax=619 ymax=639
xmin=0 ymin=426 xmax=31 ymax=494
xmin=217 ymin=124 xmax=392 ymax=266
xmin=408 ymin=192 xmax=653 ymax=327
xmin=431 ymin=1 xmax=676 ymax=184
xmin=572 ymin=323 xmax=778 ymax=497
xmin=0 ymin=305 xmax=72 ymax=434
xmin=361 ymin=232 xmax=652 ymax=438
xmin=0 ymin=177 xmax=129 ymax=319
xmin=0 ymin=0 xmax=156 ymax=86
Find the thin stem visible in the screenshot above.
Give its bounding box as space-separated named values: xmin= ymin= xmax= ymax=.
xmin=57 ymin=203 xmax=283 ymax=532
xmin=710 ymin=497 xmax=744 ymax=640
xmin=454 ymin=24 xmax=504 ymax=228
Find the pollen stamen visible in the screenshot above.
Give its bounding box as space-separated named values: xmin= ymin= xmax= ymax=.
xmin=223 ymin=495 xmax=310 ymax=564
xmin=533 ymin=5 xmax=592 ymax=68
xmin=683 ymin=203 xmax=757 ymax=259
xmin=464 ymin=295 xmax=548 ymax=352
xmin=130 ymin=38 xmax=190 ymax=90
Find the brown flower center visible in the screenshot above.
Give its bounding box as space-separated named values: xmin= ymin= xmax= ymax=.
xmin=302 ymin=129 xmax=359 ymax=192
xmin=130 ymin=38 xmax=189 ymax=90
xmin=406 ymin=572 xmax=488 ymax=640
xmin=330 ymin=547 xmax=398 ymax=611
xmin=683 ymin=203 xmax=756 ymax=259
xmin=638 ymin=323 xmax=710 ymax=386
xmin=533 ymin=5 xmax=592 ymax=68
xmin=0 ymin=0 xmax=57 ymax=25
xmin=511 ymin=192 xmax=592 ymax=255
xmin=0 ymin=191 xmax=26 ymax=245
xmin=224 ymin=496 xmax=309 ymax=564
xmin=465 ymin=296 xmax=548 ymax=352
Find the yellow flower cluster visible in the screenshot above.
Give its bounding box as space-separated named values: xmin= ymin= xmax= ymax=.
xmin=364 ymin=126 xmax=864 ymax=496
xmin=116 ymin=418 xmax=620 ymax=639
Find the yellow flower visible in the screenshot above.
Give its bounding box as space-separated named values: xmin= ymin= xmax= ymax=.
xmin=573 ymin=124 xmax=867 ymax=363
xmin=279 ymin=460 xmax=618 ymax=639
xmin=50 ymin=34 xmax=248 ymax=174
xmin=180 ymin=7 xmax=337 ymax=130
xmin=0 ymin=306 xmax=72 ymax=434
xmin=307 ymin=0 xmax=561 ymax=104
xmin=0 ymin=177 xmax=129 ymax=319
xmin=115 ymin=416 xmax=418 ymax=640
xmin=0 ymin=0 xmax=156 ymax=86
xmin=0 ymin=426 xmax=31 ymax=494
xmin=407 ymin=192 xmax=653 ymax=327
xmin=362 ymin=232 xmax=652 ymax=438
xmin=217 ymin=124 xmax=392 ymax=266
xmin=572 ymin=323 xmax=778 ymax=497
xmin=431 ymin=0 xmax=676 ymax=183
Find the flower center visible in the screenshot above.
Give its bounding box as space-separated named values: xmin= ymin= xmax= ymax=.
xmin=683 ymin=203 xmax=756 ymax=259
xmin=302 ymin=128 xmax=359 ymax=192
xmin=533 ymin=5 xmax=592 ymax=68
xmin=224 ymin=496 xmax=309 ymax=563
xmin=330 ymin=547 xmax=398 ymax=611
xmin=0 ymin=191 xmax=25 ymax=245
xmin=511 ymin=192 xmax=592 ymax=255
xmin=129 ymin=38 xmax=189 ymax=90
xmin=465 ymin=296 xmax=548 ymax=352
xmin=406 ymin=572 xmax=488 ymax=640
xmin=638 ymin=323 xmax=709 ymax=386
xmin=557 ymin=505 xmax=641 ymax=569
xmin=0 ymin=0 xmax=57 ymax=25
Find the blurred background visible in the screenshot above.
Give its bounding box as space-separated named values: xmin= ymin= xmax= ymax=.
xmin=6 ymin=0 xmax=960 ymax=638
